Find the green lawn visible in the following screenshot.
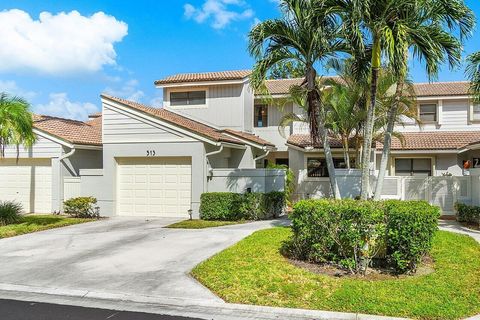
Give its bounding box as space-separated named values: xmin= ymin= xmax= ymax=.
xmin=192 ymin=228 xmax=480 ymax=320
xmin=166 ymin=219 xmax=247 ymax=229
xmin=0 ymin=215 xmax=95 ymax=239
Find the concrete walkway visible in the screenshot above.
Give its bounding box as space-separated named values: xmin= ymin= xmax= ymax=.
xmin=439 ymin=219 xmax=480 ymax=243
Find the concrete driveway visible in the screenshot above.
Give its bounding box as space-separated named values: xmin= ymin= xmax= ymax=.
xmin=0 ymin=217 xmax=282 ymax=303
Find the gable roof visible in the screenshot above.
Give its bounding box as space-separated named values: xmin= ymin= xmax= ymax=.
xmin=155 ymin=70 xmax=252 ymax=86
xmin=33 ymin=114 xmax=102 ymax=146
xmin=101 ymin=94 xmax=274 ymax=149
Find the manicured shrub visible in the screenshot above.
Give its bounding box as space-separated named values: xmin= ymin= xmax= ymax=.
xmin=200 ymin=192 xmax=286 ymax=221
xmin=384 ymin=200 xmax=440 ymax=272
xmin=455 ymin=202 xmax=480 ymax=225
xmin=284 ymin=199 xmax=439 ymax=274
xmin=64 ymin=197 xmax=99 ymax=218
xmin=0 ymin=201 xmax=23 ymax=225
xmin=200 ymin=193 xmax=243 ymax=221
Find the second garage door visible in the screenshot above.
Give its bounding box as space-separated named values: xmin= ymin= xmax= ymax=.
xmin=117 ymin=157 xmax=192 ymax=217
xmin=0 ymin=159 xmax=52 ymax=213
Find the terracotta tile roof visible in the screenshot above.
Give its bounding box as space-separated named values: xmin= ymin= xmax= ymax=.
xmin=33 ymin=115 xmax=102 ymax=146
xmin=378 ymin=131 xmax=480 ymax=151
xmin=101 ymin=94 xmax=254 ymax=145
xmin=287 ymin=134 xmax=348 ymax=149
xmin=262 ymin=78 xmax=470 ymax=97
xmin=155 ymin=70 xmax=251 ymax=85
xmin=413 ymin=81 xmax=470 ymax=97
xmin=264 ymin=78 xmax=304 ymax=95
xmin=222 ymin=129 xmax=275 ymax=147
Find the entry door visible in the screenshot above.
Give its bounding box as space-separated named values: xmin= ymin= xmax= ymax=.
xmin=116 ymin=157 xmax=192 ymax=217
xmin=0 ymin=159 xmax=52 ymax=213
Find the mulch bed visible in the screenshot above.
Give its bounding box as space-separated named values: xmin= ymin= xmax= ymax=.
xmin=288 ymin=255 xmax=435 ymax=280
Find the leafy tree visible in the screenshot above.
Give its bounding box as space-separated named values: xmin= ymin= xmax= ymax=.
xmin=466 ymin=51 xmax=480 ymax=103
xmin=373 ymin=0 xmax=474 ymax=199
xmin=268 ymin=61 xmax=306 ymax=79
xmin=0 ymin=93 xmax=35 ymax=160
xmin=249 ymin=0 xmax=344 ymax=198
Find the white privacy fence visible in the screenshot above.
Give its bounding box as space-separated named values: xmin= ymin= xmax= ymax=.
xmin=207 ymin=169 xmax=286 ymax=193
xmin=373 ymin=176 xmax=471 ymax=214
xmin=295 ymin=169 xmax=474 ymax=214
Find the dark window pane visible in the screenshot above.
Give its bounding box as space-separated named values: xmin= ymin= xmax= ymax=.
xmin=395 ymin=158 xmax=431 ymax=176
xmin=275 ymin=158 xmax=289 ymax=166
xmin=254 ymin=105 xmax=268 ymax=127
xmin=170 ymin=91 xmax=206 ymax=106
xmin=188 ymin=91 xmax=206 ymax=105
xmin=419 ymin=104 xmax=437 ymax=122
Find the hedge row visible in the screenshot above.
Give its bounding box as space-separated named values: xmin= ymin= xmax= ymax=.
xmin=199 ymin=192 xmax=285 ymax=221
xmin=455 ymin=202 xmax=480 ymax=225
xmin=283 ymin=199 xmax=440 ymax=274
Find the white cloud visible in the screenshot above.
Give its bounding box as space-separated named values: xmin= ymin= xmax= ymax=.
xmin=0 ymin=9 xmax=128 ymax=74
xmin=104 ymin=79 xmax=145 ymax=102
xmin=34 ymin=93 xmax=98 ymax=121
xmin=183 ymin=0 xmax=254 ymax=29
xmin=0 ymin=80 xmax=37 ymax=100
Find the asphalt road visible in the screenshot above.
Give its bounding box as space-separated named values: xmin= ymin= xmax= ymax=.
xmin=0 ymin=299 xmax=204 ymax=320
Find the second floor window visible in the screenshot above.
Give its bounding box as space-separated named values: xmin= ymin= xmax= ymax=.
xmin=254 ymin=105 xmax=268 ymax=127
xmin=419 ymin=104 xmax=437 ymax=122
xmin=170 ymin=91 xmax=206 ymax=106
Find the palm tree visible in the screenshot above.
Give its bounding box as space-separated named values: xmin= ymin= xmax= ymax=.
xmin=248 ymin=0 xmax=344 ymax=198
xmin=466 ymin=51 xmax=480 ymax=102
xmin=373 ymin=0 xmax=475 ymax=200
xmin=0 ymin=93 xmax=36 ymax=160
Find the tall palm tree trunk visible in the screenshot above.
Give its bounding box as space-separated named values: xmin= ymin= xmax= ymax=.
xmin=374 ymin=77 xmax=405 ymax=200
xmin=360 ymin=37 xmax=381 ymax=200
xmin=342 ymin=136 xmax=350 ymax=169
xmin=306 ymin=67 xmax=340 ymax=199
xmin=374 ymin=79 xmax=404 ymax=199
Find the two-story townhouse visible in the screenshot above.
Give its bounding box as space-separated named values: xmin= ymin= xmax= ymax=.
xmin=4 ymin=69 xmax=480 ymax=217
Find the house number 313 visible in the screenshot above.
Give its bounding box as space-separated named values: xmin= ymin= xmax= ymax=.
xmin=146 ymin=150 xmax=156 ymax=156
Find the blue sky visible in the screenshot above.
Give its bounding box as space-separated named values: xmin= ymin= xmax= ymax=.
xmin=0 ymin=0 xmax=479 ymax=120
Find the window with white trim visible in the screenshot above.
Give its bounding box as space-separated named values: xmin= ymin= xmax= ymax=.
xmin=254 ymin=105 xmax=268 ymax=127
xmin=419 ymin=104 xmax=437 ymax=122
xmin=473 ymin=104 xmax=480 ymax=121
xmin=170 ymin=91 xmax=206 ymax=106
xmin=395 ymin=158 xmax=432 ymax=176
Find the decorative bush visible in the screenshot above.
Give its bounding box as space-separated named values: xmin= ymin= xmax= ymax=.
xmin=0 ymin=201 xmax=23 ymax=225
xmin=199 ymin=193 xmax=243 ymax=221
xmin=455 ymin=202 xmax=480 ymax=226
xmin=283 ymin=199 xmax=440 ymax=274
xmin=200 ymin=192 xmax=286 ymax=221
xmin=384 ymin=200 xmax=440 ymax=272
xmin=64 ymin=197 xmax=99 ymax=219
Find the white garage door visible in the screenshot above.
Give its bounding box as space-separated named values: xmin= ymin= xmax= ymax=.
xmin=0 ymin=159 xmax=52 ymax=213
xmin=117 ymin=157 xmax=192 ymax=217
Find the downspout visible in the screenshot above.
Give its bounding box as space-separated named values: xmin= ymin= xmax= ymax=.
xmin=56 ymin=147 xmax=76 ymax=213
xmin=205 ymin=144 xmax=224 ymax=192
